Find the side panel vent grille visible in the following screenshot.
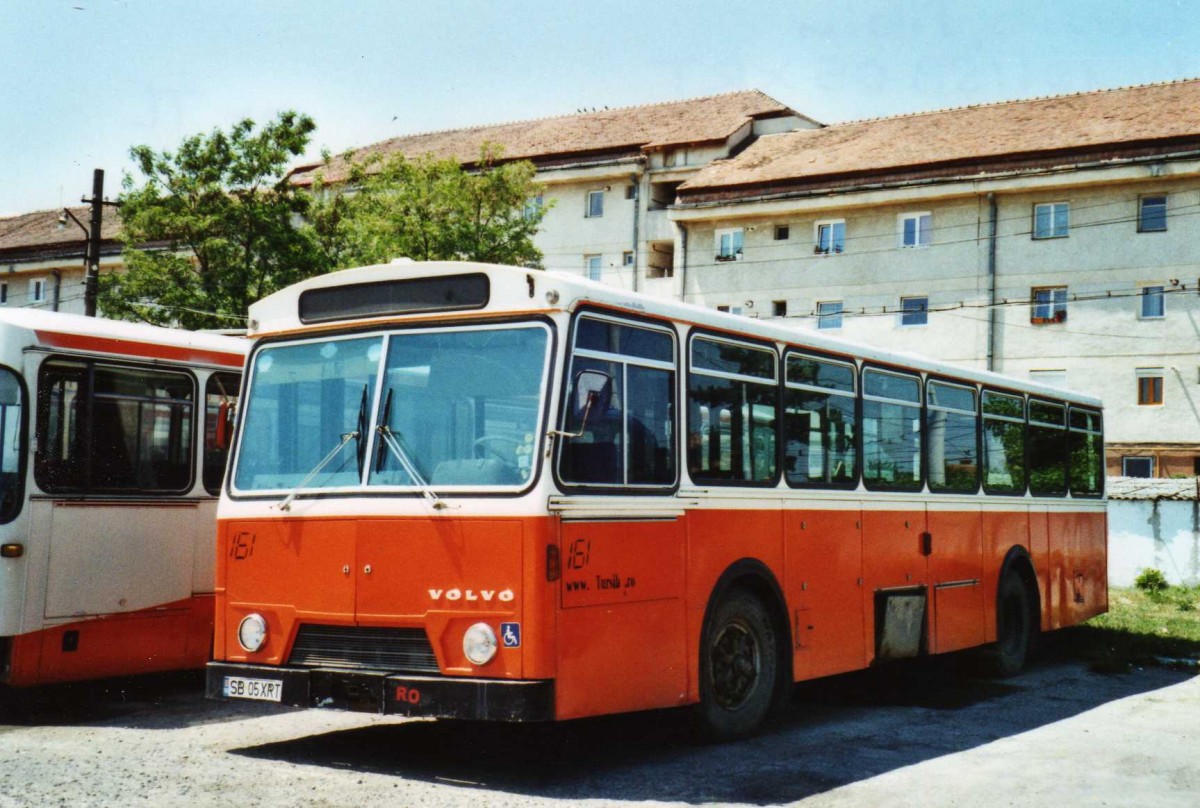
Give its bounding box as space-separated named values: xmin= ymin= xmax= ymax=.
xmin=288 ymin=625 xmax=439 ymax=673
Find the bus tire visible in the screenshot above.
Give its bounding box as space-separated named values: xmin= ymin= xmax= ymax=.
xmin=697 ymin=589 xmax=778 ymax=741
xmin=985 ymin=570 xmax=1033 ymax=677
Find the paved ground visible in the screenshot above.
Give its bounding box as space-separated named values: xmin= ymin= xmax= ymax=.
xmin=0 ymin=647 xmax=1195 ymax=807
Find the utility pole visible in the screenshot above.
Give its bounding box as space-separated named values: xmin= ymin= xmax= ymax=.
xmin=62 ymin=169 xmax=119 ymax=318
xmin=82 ymin=169 xmax=105 ymax=318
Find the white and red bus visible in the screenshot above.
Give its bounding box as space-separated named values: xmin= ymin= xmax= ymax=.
xmin=0 ymin=309 xmax=245 ymax=688
xmin=208 ymin=260 xmax=1105 ymax=738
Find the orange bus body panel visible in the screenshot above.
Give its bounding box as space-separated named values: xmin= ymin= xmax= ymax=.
xmin=784 ymin=509 xmax=867 ymax=679
xmin=556 ymin=518 xmax=687 ymax=719
xmin=1046 ymin=511 xmax=1108 ymax=629
xmin=927 ymin=507 xmax=986 ymax=654
xmin=217 ymin=516 xmax=555 ymax=681
xmin=214 ymin=503 xmax=1105 ymax=719
xmin=6 ymin=595 xmax=212 ymax=688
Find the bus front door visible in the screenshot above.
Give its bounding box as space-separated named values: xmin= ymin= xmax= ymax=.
xmin=555 ymin=509 xmax=686 ymax=719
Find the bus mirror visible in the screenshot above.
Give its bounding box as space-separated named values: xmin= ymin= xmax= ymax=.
xmin=215 ymin=400 xmax=236 ymax=450
xmin=574 ymin=371 xmax=610 ymax=421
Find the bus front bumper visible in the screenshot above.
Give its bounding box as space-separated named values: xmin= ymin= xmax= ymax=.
xmin=206 ymin=662 xmax=555 ymax=722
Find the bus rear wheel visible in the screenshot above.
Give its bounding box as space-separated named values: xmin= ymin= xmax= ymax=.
xmin=986 ymin=570 xmax=1034 ymax=678
xmin=697 ymin=590 xmax=778 ymax=741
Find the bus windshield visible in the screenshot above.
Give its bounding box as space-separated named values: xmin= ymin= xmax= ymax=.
xmin=233 ymin=322 xmax=551 ymax=494
xmin=0 ymin=368 xmax=23 ymax=522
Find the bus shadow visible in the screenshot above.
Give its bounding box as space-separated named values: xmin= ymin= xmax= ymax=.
xmin=0 ymin=670 xmax=290 ymax=730
xmin=230 ymin=655 xmax=1195 ymax=805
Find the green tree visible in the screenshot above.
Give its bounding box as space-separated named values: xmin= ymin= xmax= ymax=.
xmin=99 ymin=111 xmax=322 ymax=329
xmin=307 ymin=144 xmax=549 ymax=269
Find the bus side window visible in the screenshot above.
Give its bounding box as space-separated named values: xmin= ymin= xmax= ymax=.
xmin=861 ymin=367 xmax=922 ymax=491
xmin=982 ymin=390 xmax=1026 ymax=494
xmin=927 ymin=380 xmax=979 ymax=494
xmin=783 ymin=353 xmax=857 ymax=487
xmin=687 ymin=335 xmax=778 ymax=484
xmin=1028 ymin=399 xmax=1067 ymax=496
xmin=1068 ymin=407 xmax=1103 ymax=497
xmin=558 ymin=315 xmax=676 ymax=489
xmin=36 ymin=359 xmax=195 ymax=495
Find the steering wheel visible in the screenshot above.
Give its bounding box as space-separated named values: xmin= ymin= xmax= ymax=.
xmin=472 ymin=434 xmax=523 ymax=462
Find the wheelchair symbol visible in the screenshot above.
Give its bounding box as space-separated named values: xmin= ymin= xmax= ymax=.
xmin=501 ymin=622 xmax=521 ymax=648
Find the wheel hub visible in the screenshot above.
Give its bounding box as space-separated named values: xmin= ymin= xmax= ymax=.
xmin=711 ymin=620 xmax=760 ymax=709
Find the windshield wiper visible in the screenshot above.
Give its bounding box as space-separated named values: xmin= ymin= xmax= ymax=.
xmin=374 ymin=388 xmax=393 ymax=473
xmin=355 ymin=384 xmax=369 ymax=479
xmin=276 ymin=385 xmax=369 ymax=511
xmin=375 ymin=413 xmax=450 ymax=510
xmin=276 ymin=430 xmax=358 ymax=511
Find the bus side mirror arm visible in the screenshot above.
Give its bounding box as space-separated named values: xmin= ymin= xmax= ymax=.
xmin=547 ymin=390 xmax=599 ymax=441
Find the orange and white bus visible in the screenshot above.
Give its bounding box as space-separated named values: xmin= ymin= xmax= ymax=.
xmin=208 ymin=260 xmax=1105 ymax=738
xmin=0 ymin=309 xmax=245 ymax=688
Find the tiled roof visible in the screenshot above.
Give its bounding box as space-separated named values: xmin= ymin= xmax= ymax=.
xmin=681 ymin=79 xmax=1200 ymax=194
xmin=1108 ymin=476 xmax=1200 ymax=501
xmin=291 ymin=90 xmax=804 ymax=186
xmin=0 ymin=206 xmax=122 ymax=256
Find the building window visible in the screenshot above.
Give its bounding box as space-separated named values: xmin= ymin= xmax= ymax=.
xmin=900 ymin=296 xmax=928 ymax=326
xmin=0 ymin=283 xmax=7 ymax=305
xmin=622 ymin=251 xmax=635 ymax=267
xmin=585 ymin=255 xmax=602 ymax=282
xmin=664 ymin=149 xmax=686 ymax=168
xmin=899 ymin=212 xmax=932 ymax=247
xmin=1033 ymin=202 xmax=1069 ymax=239
xmin=817 ymin=301 xmax=843 ymax=330
xmin=715 ymin=228 xmax=744 ymax=261
xmin=773 ymin=300 xmax=787 ymax=317
xmin=774 ymin=225 xmax=790 ymax=241
xmin=1031 ymin=286 xmax=1067 ymax=323
xmin=624 ymin=185 xmax=637 ymax=200
xmin=586 ymin=190 xmax=604 ymax=218
xmin=716 ymin=305 xmax=730 ymax=313
xmin=815 ymin=221 xmax=845 ymax=254
xmin=1140 ymin=285 xmax=1165 ymax=319
xmin=30 ymin=278 xmax=46 ymax=304
xmin=523 ymin=194 xmax=543 ymax=220
xmin=1138 ymin=195 xmax=1167 ymax=232
xmin=1122 ymin=456 xmax=1154 ymax=478
xmin=1137 ymin=369 xmax=1164 ymax=406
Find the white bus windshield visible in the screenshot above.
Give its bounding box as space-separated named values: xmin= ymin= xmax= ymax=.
xmin=0 ymin=368 xmax=23 ymax=522
xmin=233 ymin=323 xmax=551 ymax=494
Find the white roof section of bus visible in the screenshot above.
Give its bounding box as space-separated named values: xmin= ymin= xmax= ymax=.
xmin=248 ymin=261 xmax=1101 ymax=409
xmin=0 ymin=308 xmax=247 ymax=357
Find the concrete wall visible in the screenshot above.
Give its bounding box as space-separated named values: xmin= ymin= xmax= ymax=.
xmin=1109 ymin=499 xmax=1200 ymax=586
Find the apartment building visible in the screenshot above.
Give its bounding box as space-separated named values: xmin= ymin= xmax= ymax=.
xmin=0 ymin=207 xmax=123 ymax=316
xmin=668 ymin=79 xmax=1200 ymax=476
xmin=8 ymin=82 xmax=1198 ymax=474
xmin=288 ymin=90 xmax=817 ymax=294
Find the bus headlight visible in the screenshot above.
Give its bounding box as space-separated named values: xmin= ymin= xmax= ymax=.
xmin=237 ymin=613 xmax=268 ymax=653
xmin=462 ymin=622 xmax=497 ymax=666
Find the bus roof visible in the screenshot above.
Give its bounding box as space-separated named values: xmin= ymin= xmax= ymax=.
xmin=248 ymin=260 xmax=1102 ymax=409
xmin=0 ymin=308 xmax=247 ymax=368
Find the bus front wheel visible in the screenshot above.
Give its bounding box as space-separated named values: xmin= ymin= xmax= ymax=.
xmin=697 ymin=590 xmax=778 ymax=741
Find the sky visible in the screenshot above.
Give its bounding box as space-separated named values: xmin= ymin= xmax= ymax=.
xmin=1 ymin=0 xmax=1197 ymax=216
